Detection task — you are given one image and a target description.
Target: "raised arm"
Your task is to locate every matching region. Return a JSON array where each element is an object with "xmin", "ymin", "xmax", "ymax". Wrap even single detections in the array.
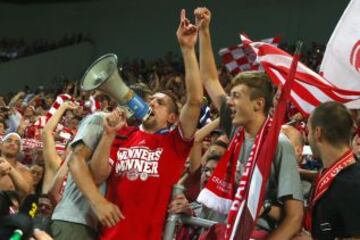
[
  {"xmin": 195, "ymin": 7, "xmax": 227, "ymax": 110},
  {"xmin": 176, "ymin": 9, "xmax": 203, "ymax": 140},
  {"xmin": 189, "ymin": 118, "xmax": 220, "ymax": 172},
  {"xmin": 194, "ymin": 118, "xmax": 220, "ymax": 143},
  {"xmin": 89, "ymin": 108, "xmax": 126, "ymax": 185},
  {"xmin": 47, "ymin": 161, "xmax": 68, "ymax": 203},
  {"xmin": 8, "ymin": 91, "xmax": 25, "ymax": 108},
  {"xmin": 42, "ymin": 101, "xmax": 77, "ymax": 193}
]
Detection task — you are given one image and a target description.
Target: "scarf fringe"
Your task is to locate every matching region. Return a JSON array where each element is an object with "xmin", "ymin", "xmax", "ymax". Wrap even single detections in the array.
[{"xmin": 197, "ymin": 188, "xmax": 233, "ymax": 214}]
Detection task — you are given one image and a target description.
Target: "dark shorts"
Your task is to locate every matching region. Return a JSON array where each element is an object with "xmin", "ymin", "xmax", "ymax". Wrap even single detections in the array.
[{"xmin": 51, "ymin": 220, "xmax": 97, "ymax": 240}]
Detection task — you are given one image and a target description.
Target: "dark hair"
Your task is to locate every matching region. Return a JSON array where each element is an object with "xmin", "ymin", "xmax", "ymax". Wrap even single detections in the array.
[
  {"xmin": 213, "ymin": 139, "xmax": 228, "ymax": 149},
  {"xmin": 310, "ymin": 102, "xmax": 354, "ymax": 146},
  {"xmin": 158, "ymin": 90, "xmax": 179, "ymax": 115},
  {"xmin": 231, "ymin": 71, "xmax": 275, "ymax": 115},
  {"xmin": 130, "ymin": 83, "xmax": 153, "ymax": 100}
]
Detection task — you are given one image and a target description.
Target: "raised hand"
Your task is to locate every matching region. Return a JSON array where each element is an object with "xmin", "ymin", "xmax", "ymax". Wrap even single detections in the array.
[
  {"xmin": 63, "ymin": 101, "xmax": 79, "ymax": 110},
  {"xmin": 194, "ymin": 7, "xmax": 211, "ymax": 31},
  {"xmin": 104, "ymin": 107, "xmax": 127, "ymax": 135},
  {"xmin": 176, "ymin": 9, "xmax": 198, "ymax": 50}
]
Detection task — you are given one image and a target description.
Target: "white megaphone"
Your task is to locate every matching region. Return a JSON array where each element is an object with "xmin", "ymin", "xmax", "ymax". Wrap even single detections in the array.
[{"xmin": 81, "ymin": 53, "xmax": 152, "ymax": 121}]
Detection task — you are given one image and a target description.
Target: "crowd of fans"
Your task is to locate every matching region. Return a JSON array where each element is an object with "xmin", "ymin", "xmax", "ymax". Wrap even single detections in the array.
[
  {"xmin": 0, "ymin": 33, "xmax": 92, "ymax": 63},
  {"xmin": 0, "ymin": 7, "xmax": 358, "ymax": 240}
]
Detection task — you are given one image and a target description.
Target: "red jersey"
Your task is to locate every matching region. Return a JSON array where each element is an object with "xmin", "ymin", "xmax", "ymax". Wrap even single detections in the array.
[{"xmin": 100, "ymin": 126, "xmax": 193, "ymax": 240}]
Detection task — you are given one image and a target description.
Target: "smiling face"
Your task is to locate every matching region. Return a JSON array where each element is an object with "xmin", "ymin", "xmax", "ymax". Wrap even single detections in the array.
[
  {"xmin": 142, "ymin": 92, "xmax": 177, "ymax": 132},
  {"xmin": 228, "ymin": 72, "xmax": 274, "ymax": 129},
  {"xmin": 227, "ymin": 84, "xmax": 258, "ymax": 127},
  {"xmin": 1, "ymin": 134, "xmax": 21, "ymax": 157}
]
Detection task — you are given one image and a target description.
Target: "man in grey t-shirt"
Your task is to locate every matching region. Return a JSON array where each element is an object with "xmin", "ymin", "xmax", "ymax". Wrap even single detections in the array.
[
  {"xmin": 51, "ymin": 112, "xmax": 120, "ymax": 240},
  {"xmin": 197, "ymin": 7, "xmax": 304, "ymax": 237},
  {"xmin": 235, "ymin": 133, "xmax": 303, "ymax": 232}
]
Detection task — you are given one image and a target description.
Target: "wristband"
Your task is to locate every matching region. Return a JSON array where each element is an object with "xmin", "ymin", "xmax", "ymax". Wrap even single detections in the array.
[{"xmin": 261, "ymin": 199, "xmax": 272, "ymax": 218}]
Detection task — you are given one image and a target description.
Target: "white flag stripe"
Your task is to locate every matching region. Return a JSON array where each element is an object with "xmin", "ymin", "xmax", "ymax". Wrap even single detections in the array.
[
  {"xmin": 259, "ymin": 54, "xmax": 332, "ymax": 86},
  {"xmin": 230, "ymin": 201, "xmax": 246, "ymax": 240},
  {"xmin": 269, "ymin": 68, "xmax": 316, "ymax": 114},
  {"xmin": 247, "ymin": 166, "xmax": 262, "ymax": 220},
  {"xmin": 297, "ymin": 80, "xmax": 344, "ymax": 103},
  {"xmin": 252, "ymin": 41, "xmax": 360, "ymax": 115}
]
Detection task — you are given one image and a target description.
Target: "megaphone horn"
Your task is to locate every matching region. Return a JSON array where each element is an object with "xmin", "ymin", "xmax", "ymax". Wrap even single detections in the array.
[{"xmin": 81, "ymin": 53, "xmax": 151, "ymax": 121}]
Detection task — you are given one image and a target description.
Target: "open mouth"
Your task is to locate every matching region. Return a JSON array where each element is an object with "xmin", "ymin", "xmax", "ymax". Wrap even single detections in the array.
[
  {"xmin": 148, "ymin": 112, "xmax": 155, "ymax": 118},
  {"xmin": 230, "ymin": 109, "xmax": 236, "ymax": 119}
]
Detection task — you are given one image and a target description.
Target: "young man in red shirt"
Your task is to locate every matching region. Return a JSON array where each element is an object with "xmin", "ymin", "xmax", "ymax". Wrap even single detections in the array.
[{"xmin": 72, "ymin": 9, "xmax": 203, "ymax": 240}]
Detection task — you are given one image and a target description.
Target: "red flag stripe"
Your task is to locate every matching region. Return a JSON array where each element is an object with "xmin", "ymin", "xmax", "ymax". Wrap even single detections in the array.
[{"xmin": 253, "ymin": 43, "xmax": 360, "ymax": 115}]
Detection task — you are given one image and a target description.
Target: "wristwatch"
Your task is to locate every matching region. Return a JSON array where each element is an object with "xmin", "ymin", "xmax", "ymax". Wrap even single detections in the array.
[{"xmin": 261, "ymin": 199, "xmax": 272, "ymax": 218}]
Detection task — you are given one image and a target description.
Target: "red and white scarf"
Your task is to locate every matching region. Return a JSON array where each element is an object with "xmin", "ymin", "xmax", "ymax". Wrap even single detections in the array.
[
  {"xmin": 196, "ymin": 128, "xmax": 244, "ymax": 214},
  {"xmin": 304, "ymin": 149, "xmax": 355, "ymax": 231},
  {"xmin": 225, "ymin": 118, "xmax": 274, "ymax": 240},
  {"xmin": 197, "ymin": 117, "xmax": 274, "ymax": 239},
  {"xmin": 33, "ymin": 94, "xmax": 74, "ymax": 129},
  {"xmin": 46, "ymin": 94, "xmax": 74, "ymax": 121}
]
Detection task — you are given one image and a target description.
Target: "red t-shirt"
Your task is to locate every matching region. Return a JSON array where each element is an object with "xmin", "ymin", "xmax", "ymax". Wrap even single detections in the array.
[{"xmin": 100, "ymin": 126, "xmax": 193, "ymax": 240}]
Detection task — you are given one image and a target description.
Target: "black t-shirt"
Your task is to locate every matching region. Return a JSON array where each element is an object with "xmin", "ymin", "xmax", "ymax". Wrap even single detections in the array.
[{"xmin": 312, "ymin": 161, "xmax": 360, "ymax": 239}]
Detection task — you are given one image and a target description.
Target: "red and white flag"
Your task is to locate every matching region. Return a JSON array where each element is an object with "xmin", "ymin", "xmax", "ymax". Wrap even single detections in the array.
[
  {"xmin": 248, "ymin": 40, "xmax": 360, "ymax": 116},
  {"xmin": 89, "ymin": 95, "xmax": 101, "ymax": 113},
  {"xmin": 219, "ymin": 34, "xmax": 280, "ymax": 75},
  {"xmin": 46, "ymin": 94, "xmax": 74, "ymax": 121},
  {"xmin": 320, "ymin": 0, "xmax": 360, "ymax": 108},
  {"xmin": 33, "ymin": 93, "xmax": 75, "ymax": 129}
]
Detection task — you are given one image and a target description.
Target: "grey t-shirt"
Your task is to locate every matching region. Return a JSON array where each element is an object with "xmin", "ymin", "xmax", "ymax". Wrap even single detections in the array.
[
  {"xmin": 236, "ymin": 134, "xmax": 304, "ymax": 230},
  {"xmin": 219, "ymin": 97, "xmax": 303, "ymax": 231},
  {"xmin": 52, "ymin": 112, "xmax": 106, "ymax": 230}
]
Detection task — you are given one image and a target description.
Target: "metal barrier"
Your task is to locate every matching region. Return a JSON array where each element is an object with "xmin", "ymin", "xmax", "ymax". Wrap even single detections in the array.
[{"xmin": 163, "ymin": 173, "xmax": 218, "ymax": 240}]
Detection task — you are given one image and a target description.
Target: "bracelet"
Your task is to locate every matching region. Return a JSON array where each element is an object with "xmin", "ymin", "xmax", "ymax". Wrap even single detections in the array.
[{"xmin": 261, "ymin": 200, "xmax": 272, "ymax": 218}]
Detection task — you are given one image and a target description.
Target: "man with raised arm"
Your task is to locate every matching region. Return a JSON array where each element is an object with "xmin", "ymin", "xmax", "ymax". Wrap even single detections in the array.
[
  {"xmin": 61, "ymin": 9, "xmax": 203, "ymax": 240},
  {"xmin": 42, "ymin": 101, "xmax": 78, "ymax": 195},
  {"xmin": 195, "ymin": 7, "xmax": 304, "ymax": 239},
  {"xmin": 50, "ymin": 107, "xmax": 122, "ymax": 240}
]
